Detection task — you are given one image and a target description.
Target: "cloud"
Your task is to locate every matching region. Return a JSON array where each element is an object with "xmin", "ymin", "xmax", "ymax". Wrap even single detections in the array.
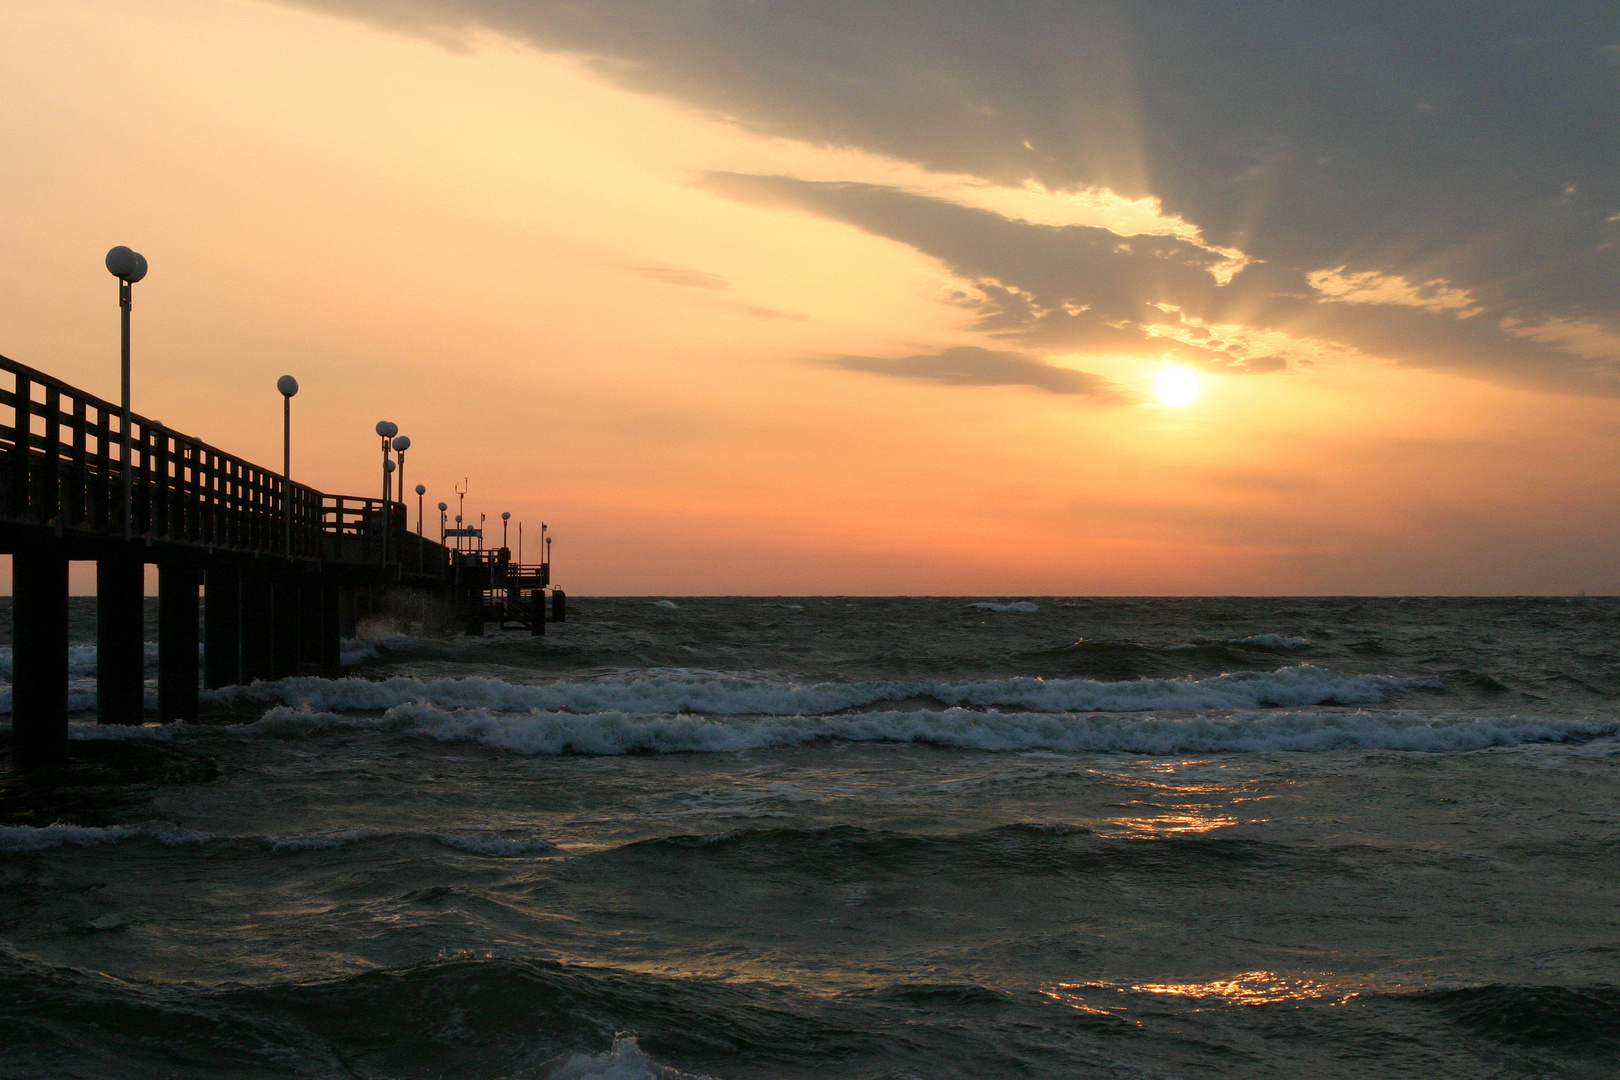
[
  {"xmin": 706, "ymin": 171, "xmax": 1620, "ymax": 394},
  {"xmin": 290, "ymin": 0, "xmax": 1620, "ymax": 392},
  {"xmin": 738, "ymin": 304, "xmax": 807, "ymax": 321},
  {"xmin": 637, "ymin": 266, "xmax": 726, "ymax": 289},
  {"xmin": 827, "ymin": 346, "xmax": 1119, "ymax": 398}
]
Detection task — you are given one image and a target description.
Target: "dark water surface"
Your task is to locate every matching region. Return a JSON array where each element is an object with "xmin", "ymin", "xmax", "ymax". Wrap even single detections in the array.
[{"xmin": 1, "ymin": 597, "xmax": 1617, "ymax": 1078}]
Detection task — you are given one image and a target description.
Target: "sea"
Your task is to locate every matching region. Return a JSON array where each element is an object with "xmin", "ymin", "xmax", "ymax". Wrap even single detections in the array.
[{"xmin": 1, "ymin": 595, "xmax": 1617, "ymax": 1079}]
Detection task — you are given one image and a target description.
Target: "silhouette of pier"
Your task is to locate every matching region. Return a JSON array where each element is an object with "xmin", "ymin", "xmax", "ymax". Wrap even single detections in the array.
[{"xmin": 0, "ymin": 352, "xmax": 561, "ymax": 768}]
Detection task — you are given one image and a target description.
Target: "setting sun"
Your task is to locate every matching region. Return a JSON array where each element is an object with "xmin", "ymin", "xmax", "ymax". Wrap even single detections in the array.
[{"xmin": 1154, "ymin": 366, "xmax": 1200, "ymax": 407}]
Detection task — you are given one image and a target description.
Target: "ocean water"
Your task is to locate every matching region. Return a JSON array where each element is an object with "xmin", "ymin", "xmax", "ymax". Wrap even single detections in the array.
[{"xmin": 1, "ymin": 595, "xmax": 1617, "ymax": 1079}]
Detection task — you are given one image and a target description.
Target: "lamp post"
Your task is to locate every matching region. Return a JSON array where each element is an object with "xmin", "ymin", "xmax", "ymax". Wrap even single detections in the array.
[
  {"xmin": 375, "ymin": 421, "xmax": 397, "ymax": 563},
  {"xmin": 438, "ymin": 501, "xmax": 447, "ymax": 543},
  {"xmin": 501, "ymin": 511, "xmax": 511, "ymax": 551},
  {"xmin": 277, "ymin": 375, "xmax": 298, "ymax": 555},
  {"xmin": 106, "ymin": 246, "xmax": 148, "ymax": 540},
  {"xmin": 415, "ymin": 484, "xmax": 425, "ymax": 536},
  {"xmin": 454, "ymin": 514, "xmax": 463, "ymax": 552},
  {"xmin": 392, "ymin": 434, "xmax": 410, "ymax": 514}
]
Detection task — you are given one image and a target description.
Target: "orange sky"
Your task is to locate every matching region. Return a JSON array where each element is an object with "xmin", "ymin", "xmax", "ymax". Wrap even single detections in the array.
[{"xmin": 4, "ymin": 0, "xmax": 1619, "ymax": 594}]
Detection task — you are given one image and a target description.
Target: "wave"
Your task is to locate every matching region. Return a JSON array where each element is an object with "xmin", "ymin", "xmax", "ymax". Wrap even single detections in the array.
[
  {"xmin": 1414, "ymin": 983, "xmax": 1620, "ymax": 1053},
  {"xmin": 186, "ymin": 703, "xmax": 1618, "ymax": 756},
  {"xmin": 604, "ymin": 824, "xmax": 1310, "ymax": 878},
  {"xmin": 0, "ymin": 822, "xmax": 557, "ymax": 857},
  {"xmin": 0, "ymin": 643, "xmax": 160, "ymax": 679},
  {"xmin": 550, "ymin": 1034, "xmax": 708, "ymax": 1080},
  {"xmin": 971, "ymin": 601, "xmax": 1039, "ymax": 612},
  {"xmin": 203, "ymin": 664, "xmax": 1434, "ymax": 718},
  {"xmin": 1228, "ymin": 634, "xmax": 1311, "ymax": 650}
]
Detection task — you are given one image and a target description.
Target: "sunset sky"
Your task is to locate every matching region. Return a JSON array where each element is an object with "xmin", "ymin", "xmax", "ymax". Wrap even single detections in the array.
[{"xmin": 3, "ymin": 1, "xmax": 1618, "ymax": 594}]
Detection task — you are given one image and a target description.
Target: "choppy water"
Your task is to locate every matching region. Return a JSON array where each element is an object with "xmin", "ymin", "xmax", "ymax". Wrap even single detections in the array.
[{"xmin": 1, "ymin": 596, "xmax": 1618, "ymax": 1079}]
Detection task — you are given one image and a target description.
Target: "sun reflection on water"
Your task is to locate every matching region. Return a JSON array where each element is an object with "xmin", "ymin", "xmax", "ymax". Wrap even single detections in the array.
[{"xmin": 1045, "ymin": 971, "xmax": 1358, "ymax": 1013}]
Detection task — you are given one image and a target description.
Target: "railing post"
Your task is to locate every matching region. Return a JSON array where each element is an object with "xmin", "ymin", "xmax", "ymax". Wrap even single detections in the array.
[
  {"xmin": 11, "ymin": 371, "xmax": 30, "ymax": 520},
  {"xmin": 42, "ymin": 385, "xmax": 60, "ymax": 525}
]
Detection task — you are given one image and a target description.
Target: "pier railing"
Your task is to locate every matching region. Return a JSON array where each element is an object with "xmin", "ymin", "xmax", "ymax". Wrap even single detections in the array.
[{"xmin": 0, "ymin": 353, "xmax": 440, "ymax": 569}]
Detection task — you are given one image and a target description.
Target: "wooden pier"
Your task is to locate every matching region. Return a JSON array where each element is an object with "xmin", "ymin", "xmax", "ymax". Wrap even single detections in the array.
[{"xmin": 0, "ymin": 352, "xmax": 560, "ymax": 768}]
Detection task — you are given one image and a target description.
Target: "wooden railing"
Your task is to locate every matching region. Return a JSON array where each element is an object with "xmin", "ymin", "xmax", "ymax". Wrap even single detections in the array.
[{"xmin": 0, "ymin": 353, "xmax": 447, "ymax": 570}]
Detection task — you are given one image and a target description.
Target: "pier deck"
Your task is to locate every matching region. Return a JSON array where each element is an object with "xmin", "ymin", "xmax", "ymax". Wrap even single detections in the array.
[{"xmin": 0, "ymin": 353, "xmax": 560, "ymax": 767}]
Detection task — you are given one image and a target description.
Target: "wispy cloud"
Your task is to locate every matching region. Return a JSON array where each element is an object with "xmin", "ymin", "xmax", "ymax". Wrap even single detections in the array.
[
  {"xmin": 827, "ymin": 346, "xmax": 1119, "ymax": 398},
  {"xmin": 637, "ymin": 266, "xmax": 726, "ymax": 289}
]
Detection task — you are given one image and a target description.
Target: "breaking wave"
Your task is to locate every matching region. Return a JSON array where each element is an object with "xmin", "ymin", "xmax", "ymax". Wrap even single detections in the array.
[
  {"xmin": 207, "ymin": 664, "xmax": 1435, "ymax": 717},
  {"xmin": 182, "ymin": 703, "xmax": 1620, "ymax": 756}
]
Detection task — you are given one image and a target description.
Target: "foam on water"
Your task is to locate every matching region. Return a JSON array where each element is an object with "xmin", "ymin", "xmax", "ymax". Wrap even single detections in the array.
[
  {"xmin": 1229, "ymin": 634, "xmax": 1311, "ymax": 650},
  {"xmin": 207, "ymin": 664, "xmax": 1434, "ymax": 718},
  {"xmin": 163, "ymin": 702, "xmax": 1620, "ymax": 756},
  {"xmin": 972, "ymin": 601, "xmax": 1039, "ymax": 612},
  {"xmin": 549, "ymin": 1034, "xmax": 701, "ymax": 1080}
]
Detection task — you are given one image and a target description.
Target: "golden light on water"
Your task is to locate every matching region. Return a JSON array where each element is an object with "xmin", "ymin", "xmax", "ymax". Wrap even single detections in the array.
[{"xmin": 1154, "ymin": 366, "xmax": 1200, "ymax": 406}]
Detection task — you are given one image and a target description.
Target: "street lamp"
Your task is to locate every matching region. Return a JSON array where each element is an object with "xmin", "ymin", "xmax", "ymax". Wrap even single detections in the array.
[
  {"xmin": 277, "ymin": 375, "xmax": 298, "ymax": 555},
  {"xmin": 106, "ymin": 246, "xmax": 148, "ymax": 540},
  {"xmin": 501, "ymin": 511, "xmax": 511, "ymax": 551},
  {"xmin": 375, "ymin": 420, "xmax": 397, "ymax": 563},
  {"xmin": 392, "ymin": 434, "xmax": 410, "ymax": 513},
  {"xmin": 415, "ymin": 484, "xmax": 426, "ymax": 536},
  {"xmin": 438, "ymin": 501, "xmax": 447, "ymax": 543}
]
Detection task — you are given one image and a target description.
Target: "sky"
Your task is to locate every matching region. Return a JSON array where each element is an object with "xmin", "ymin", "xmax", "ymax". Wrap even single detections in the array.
[{"xmin": 2, "ymin": 0, "xmax": 1618, "ymax": 594}]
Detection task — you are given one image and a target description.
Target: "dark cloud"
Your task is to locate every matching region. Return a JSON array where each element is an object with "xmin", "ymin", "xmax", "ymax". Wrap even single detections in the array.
[
  {"xmin": 291, "ymin": 0, "xmax": 1620, "ymax": 390},
  {"xmin": 637, "ymin": 266, "xmax": 726, "ymax": 289},
  {"xmin": 828, "ymin": 346, "xmax": 1119, "ymax": 398},
  {"xmin": 708, "ymin": 172, "xmax": 1616, "ymax": 392}
]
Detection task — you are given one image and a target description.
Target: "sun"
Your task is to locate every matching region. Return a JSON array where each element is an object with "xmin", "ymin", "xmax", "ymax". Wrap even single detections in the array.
[{"xmin": 1154, "ymin": 366, "xmax": 1200, "ymax": 406}]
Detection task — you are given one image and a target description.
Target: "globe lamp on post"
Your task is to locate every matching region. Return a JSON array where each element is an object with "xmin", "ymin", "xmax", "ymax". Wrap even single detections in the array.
[
  {"xmin": 277, "ymin": 375, "xmax": 298, "ymax": 555},
  {"xmin": 106, "ymin": 246, "xmax": 148, "ymax": 540}
]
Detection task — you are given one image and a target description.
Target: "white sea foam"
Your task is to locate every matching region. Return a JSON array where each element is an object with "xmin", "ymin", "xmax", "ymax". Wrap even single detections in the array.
[
  {"xmin": 206, "ymin": 664, "xmax": 1428, "ymax": 718},
  {"xmin": 0, "ymin": 822, "xmax": 209, "ymax": 853},
  {"xmin": 971, "ymin": 601, "xmax": 1039, "ymax": 612},
  {"xmin": 550, "ymin": 1034, "xmax": 700, "ymax": 1080},
  {"xmin": 231, "ymin": 702, "xmax": 1620, "ymax": 756},
  {"xmin": 1230, "ymin": 634, "xmax": 1312, "ymax": 650},
  {"xmin": 649, "ymin": 600, "xmax": 679, "ymax": 609}
]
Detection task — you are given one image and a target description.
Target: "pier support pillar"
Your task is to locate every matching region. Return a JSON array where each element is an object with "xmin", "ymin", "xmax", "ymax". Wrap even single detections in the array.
[
  {"xmin": 13, "ymin": 546, "xmax": 70, "ymax": 766},
  {"xmin": 157, "ymin": 561, "xmax": 200, "ymax": 723},
  {"xmin": 96, "ymin": 554, "xmax": 146, "ymax": 724},
  {"xmin": 297, "ymin": 580, "xmax": 323, "ymax": 670},
  {"xmin": 270, "ymin": 579, "xmax": 300, "ymax": 679},
  {"xmin": 552, "ymin": 589, "xmax": 566, "ymax": 623},
  {"xmin": 338, "ymin": 587, "xmax": 357, "ymax": 639},
  {"xmin": 203, "ymin": 562, "xmax": 241, "ymax": 689},
  {"xmin": 530, "ymin": 588, "xmax": 545, "ymax": 636},
  {"xmin": 320, "ymin": 583, "xmax": 342, "ymax": 667},
  {"xmin": 241, "ymin": 574, "xmax": 274, "ymax": 682}
]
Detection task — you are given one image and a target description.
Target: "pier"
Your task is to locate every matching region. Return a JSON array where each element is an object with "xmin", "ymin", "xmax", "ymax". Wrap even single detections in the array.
[{"xmin": 0, "ymin": 351, "xmax": 561, "ymax": 768}]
